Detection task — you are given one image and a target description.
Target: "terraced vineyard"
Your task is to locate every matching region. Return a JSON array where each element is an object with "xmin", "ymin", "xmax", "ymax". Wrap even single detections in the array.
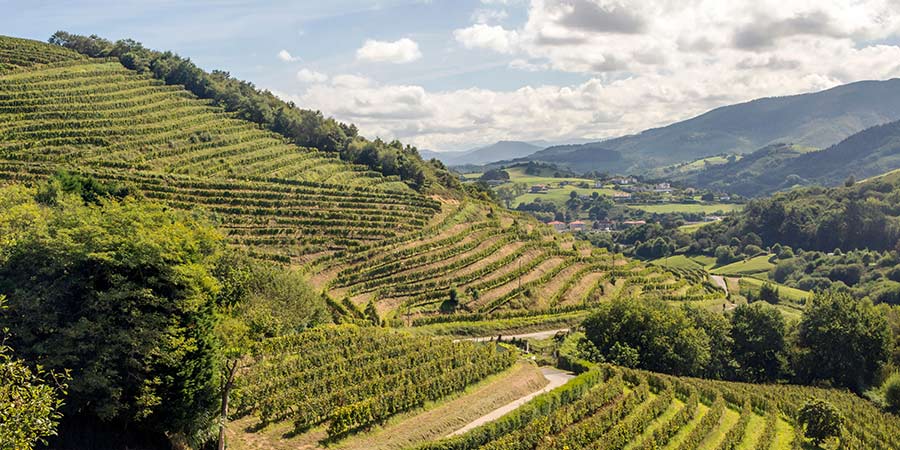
[
  {"xmin": 311, "ymin": 200, "xmax": 722, "ymax": 318},
  {"xmin": 234, "ymin": 325, "xmax": 515, "ymax": 438},
  {"xmin": 418, "ymin": 364, "xmax": 900, "ymax": 450},
  {"xmin": 0, "ymin": 35, "xmax": 722, "ymax": 315},
  {"xmin": 0, "ymin": 36, "xmax": 439, "ymax": 258}
]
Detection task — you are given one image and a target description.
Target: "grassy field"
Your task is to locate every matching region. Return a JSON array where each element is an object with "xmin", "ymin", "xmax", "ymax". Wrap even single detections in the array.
[
  {"xmin": 503, "ymin": 166, "xmax": 622, "ymax": 206},
  {"xmin": 650, "ymin": 254, "xmax": 706, "ymax": 270},
  {"xmin": 678, "ymin": 221, "xmax": 716, "ymax": 233},
  {"xmin": 712, "ymin": 255, "xmax": 775, "ymax": 276},
  {"xmin": 504, "ymin": 167, "xmax": 595, "ymax": 185},
  {"xmin": 513, "ymin": 185, "xmax": 620, "ymax": 206},
  {"xmin": 739, "ymin": 276, "xmax": 811, "ymax": 303},
  {"xmin": 630, "ymin": 203, "xmax": 743, "ymax": 214}
]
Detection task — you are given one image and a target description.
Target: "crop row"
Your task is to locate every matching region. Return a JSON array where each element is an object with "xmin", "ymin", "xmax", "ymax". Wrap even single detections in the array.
[{"xmin": 235, "ymin": 325, "xmax": 515, "ymax": 437}]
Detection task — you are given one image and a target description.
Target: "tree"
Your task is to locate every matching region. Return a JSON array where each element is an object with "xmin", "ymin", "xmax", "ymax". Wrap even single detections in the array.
[
  {"xmin": 583, "ymin": 298, "xmax": 711, "ymax": 376},
  {"xmin": 757, "ymin": 282, "xmax": 780, "ymax": 304},
  {"xmin": 730, "ymin": 303, "xmax": 786, "ymax": 382},
  {"xmin": 883, "ymin": 372, "xmax": 900, "ymax": 412},
  {"xmin": 214, "ymin": 317, "xmax": 251, "ymax": 450},
  {"xmin": 0, "ymin": 297, "xmax": 68, "ymax": 450},
  {"xmin": 798, "ymin": 399, "xmax": 843, "ymax": 447},
  {"xmin": 796, "ymin": 290, "xmax": 892, "ymax": 390},
  {"xmin": 0, "ymin": 186, "xmax": 224, "ymax": 441},
  {"xmin": 715, "ymin": 245, "xmax": 737, "ymax": 265},
  {"xmin": 365, "ymin": 300, "xmax": 382, "ymax": 326}
]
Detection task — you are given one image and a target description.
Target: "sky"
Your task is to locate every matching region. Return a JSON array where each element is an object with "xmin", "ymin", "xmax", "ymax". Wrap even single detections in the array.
[{"xmin": 4, "ymin": 1, "xmax": 900, "ymax": 152}]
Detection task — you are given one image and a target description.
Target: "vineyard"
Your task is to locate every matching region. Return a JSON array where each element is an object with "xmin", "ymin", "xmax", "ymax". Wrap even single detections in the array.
[
  {"xmin": 418, "ymin": 363, "xmax": 900, "ymax": 450},
  {"xmin": 233, "ymin": 325, "xmax": 515, "ymax": 438},
  {"xmin": 311, "ymin": 199, "xmax": 722, "ymax": 318},
  {"xmin": 0, "ymin": 36, "xmax": 440, "ymax": 258},
  {"xmin": 0, "ymin": 35, "xmax": 723, "ymax": 315}
]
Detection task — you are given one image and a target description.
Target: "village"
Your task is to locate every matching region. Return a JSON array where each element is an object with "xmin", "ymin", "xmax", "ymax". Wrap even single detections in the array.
[{"xmin": 465, "ymin": 166, "xmax": 742, "ymax": 234}]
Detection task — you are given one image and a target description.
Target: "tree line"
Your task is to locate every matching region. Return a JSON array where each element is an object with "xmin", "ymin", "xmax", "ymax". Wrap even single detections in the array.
[
  {"xmin": 47, "ymin": 31, "xmax": 460, "ymax": 194},
  {"xmin": 579, "ymin": 293, "xmax": 896, "ymax": 395}
]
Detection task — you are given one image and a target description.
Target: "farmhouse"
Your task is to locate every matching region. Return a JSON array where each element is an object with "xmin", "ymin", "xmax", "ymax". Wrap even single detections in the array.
[{"xmin": 530, "ymin": 184, "xmax": 549, "ymax": 193}]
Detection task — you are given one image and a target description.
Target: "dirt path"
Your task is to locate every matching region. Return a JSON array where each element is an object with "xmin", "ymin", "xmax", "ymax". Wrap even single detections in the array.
[
  {"xmin": 447, "ymin": 367, "xmax": 575, "ymax": 436},
  {"xmin": 457, "ymin": 328, "xmax": 571, "ymax": 343},
  {"xmin": 710, "ymin": 275, "xmax": 728, "ymax": 293}
]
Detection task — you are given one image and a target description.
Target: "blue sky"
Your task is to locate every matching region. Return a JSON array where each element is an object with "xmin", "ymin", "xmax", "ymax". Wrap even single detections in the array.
[{"xmin": 4, "ymin": 1, "xmax": 900, "ymax": 151}]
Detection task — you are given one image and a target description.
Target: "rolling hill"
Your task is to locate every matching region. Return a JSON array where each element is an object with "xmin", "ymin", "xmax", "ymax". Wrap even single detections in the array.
[
  {"xmin": 525, "ymin": 78, "xmax": 900, "ymax": 174},
  {"xmin": 422, "ymin": 141, "xmax": 543, "ymax": 166},
  {"xmin": 0, "ymin": 35, "xmax": 714, "ymax": 321},
  {"xmin": 5, "ymin": 34, "xmax": 897, "ymax": 450},
  {"xmin": 669, "ymin": 120, "xmax": 900, "ymax": 197}
]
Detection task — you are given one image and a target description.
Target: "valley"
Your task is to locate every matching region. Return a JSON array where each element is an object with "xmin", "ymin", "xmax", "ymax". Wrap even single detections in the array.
[{"xmin": 1, "ymin": 25, "xmax": 899, "ymax": 450}]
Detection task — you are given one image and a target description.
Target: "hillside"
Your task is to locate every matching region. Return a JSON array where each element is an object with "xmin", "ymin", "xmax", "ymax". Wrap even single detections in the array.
[
  {"xmin": 694, "ymin": 169, "xmax": 900, "ymax": 252},
  {"xmin": 419, "ymin": 363, "xmax": 900, "ymax": 450},
  {"xmin": 0, "ymin": 41, "xmax": 438, "ymax": 262},
  {"xmin": 0, "ymin": 35, "xmax": 718, "ymax": 321},
  {"xmin": 526, "ymin": 79, "xmax": 900, "ymax": 173},
  {"xmin": 5, "ymin": 34, "xmax": 898, "ymax": 450},
  {"xmin": 423, "ymin": 141, "xmax": 543, "ymax": 167},
  {"xmin": 673, "ymin": 120, "xmax": 900, "ymax": 196}
]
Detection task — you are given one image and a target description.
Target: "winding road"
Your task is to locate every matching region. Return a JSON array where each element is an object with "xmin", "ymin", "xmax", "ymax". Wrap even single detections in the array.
[
  {"xmin": 447, "ymin": 367, "xmax": 575, "ymax": 436},
  {"xmin": 456, "ymin": 328, "xmax": 571, "ymax": 343}
]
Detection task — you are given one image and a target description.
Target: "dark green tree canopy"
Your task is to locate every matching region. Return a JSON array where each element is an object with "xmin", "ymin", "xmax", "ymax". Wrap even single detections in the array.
[
  {"xmin": 0, "ymin": 185, "xmax": 224, "ymax": 438},
  {"xmin": 730, "ymin": 303, "xmax": 786, "ymax": 382},
  {"xmin": 797, "ymin": 290, "xmax": 892, "ymax": 390}
]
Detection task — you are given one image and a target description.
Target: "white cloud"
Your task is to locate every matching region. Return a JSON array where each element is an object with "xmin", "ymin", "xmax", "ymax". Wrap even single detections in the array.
[
  {"xmin": 277, "ymin": 49, "xmax": 301, "ymax": 62},
  {"xmin": 296, "ymin": 69, "xmax": 328, "ymax": 83},
  {"xmin": 356, "ymin": 38, "xmax": 423, "ymax": 63},
  {"xmin": 279, "ymin": 0, "xmax": 900, "ymax": 151},
  {"xmin": 454, "ymin": 24, "xmax": 520, "ymax": 53}
]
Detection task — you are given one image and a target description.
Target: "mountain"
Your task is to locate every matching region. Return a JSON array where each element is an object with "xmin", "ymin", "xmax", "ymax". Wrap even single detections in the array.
[
  {"xmin": 424, "ymin": 140, "xmax": 543, "ymax": 166},
  {"xmin": 527, "ymin": 78, "xmax": 900, "ymax": 173},
  {"xmin": 671, "ymin": 120, "xmax": 900, "ymax": 196}
]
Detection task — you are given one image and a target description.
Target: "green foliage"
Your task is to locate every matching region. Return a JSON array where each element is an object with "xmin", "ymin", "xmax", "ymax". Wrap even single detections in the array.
[
  {"xmin": 797, "ymin": 290, "xmax": 892, "ymax": 391},
  {"xmin": 730, "ymin": 303, "xmax": 786, "ymax": 382},
  {"xmin": 756, "ymin": 282, "xmax": 780, "ymax": 304},
  {"xmin": 583, "ymin": 297, "xmax": 712, "ymax": 377},
  {"xmin": 48, "ymin": 32, "xmax": 457, "ymax": 192},
  {"xmin": 0, "ymin": 185, "xmax": 224, "ymax": 438},
  {"xmin": 364, "ymin": 300, "xmax": 382, "ymax": 326},
  {"xmin": 0, "ymin": 344, "xmax": 67, "ymax": 450},
  {"xmin": 236, "ymin": 325, "xmax": 514, "ymax": 437},
  {"xmin": 35, "ymin": 171, "xmax": 135, "ymax": 206},
  {"xmin": 797, "ymin": 399, "xmax": 843, "ymax": 446},
  {"xmin": 0, "ymin": 297, "xmax": 69, "ymax": 450},
  {"xmin": 882, "ymin": 372, "xmax": 900, "ymax": 412}
]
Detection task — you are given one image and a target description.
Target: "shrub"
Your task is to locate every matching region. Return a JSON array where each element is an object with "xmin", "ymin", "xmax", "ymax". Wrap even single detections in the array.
[
  {"xmin": 884, "ymin": 372, "xmax": 900, "ymax": 412},
  {"xmin": 798, "ymin": 399, "xmax": 843, "ymax": 446}
]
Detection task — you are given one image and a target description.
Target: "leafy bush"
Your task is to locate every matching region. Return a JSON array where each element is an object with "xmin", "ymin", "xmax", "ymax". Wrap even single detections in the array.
[
  {"xmin": 884, "ymin": 372, "xmax": 900, "ymax": 412},
  {"xmin": 798, "ymin": 399, "xmax": 843, "ymax": 446}
]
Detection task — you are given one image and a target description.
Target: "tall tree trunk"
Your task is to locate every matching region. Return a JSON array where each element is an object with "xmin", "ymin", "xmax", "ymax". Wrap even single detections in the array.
[{"xmin": 218, "ymin": 361, "xmax": 238, "ymax": 450}]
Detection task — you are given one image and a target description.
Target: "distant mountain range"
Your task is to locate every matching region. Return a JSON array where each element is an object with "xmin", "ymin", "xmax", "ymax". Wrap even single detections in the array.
[
  {"xmin": 421, "ymin": 141, "xmax": 544, "ymax": 166},
  {"xmin": 668, "ymin": 119, "xmax": 900, "ymax": 196},
  {"xmin": 521, "ymin": 78, "xmax": 900, "ymax": 174}
]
